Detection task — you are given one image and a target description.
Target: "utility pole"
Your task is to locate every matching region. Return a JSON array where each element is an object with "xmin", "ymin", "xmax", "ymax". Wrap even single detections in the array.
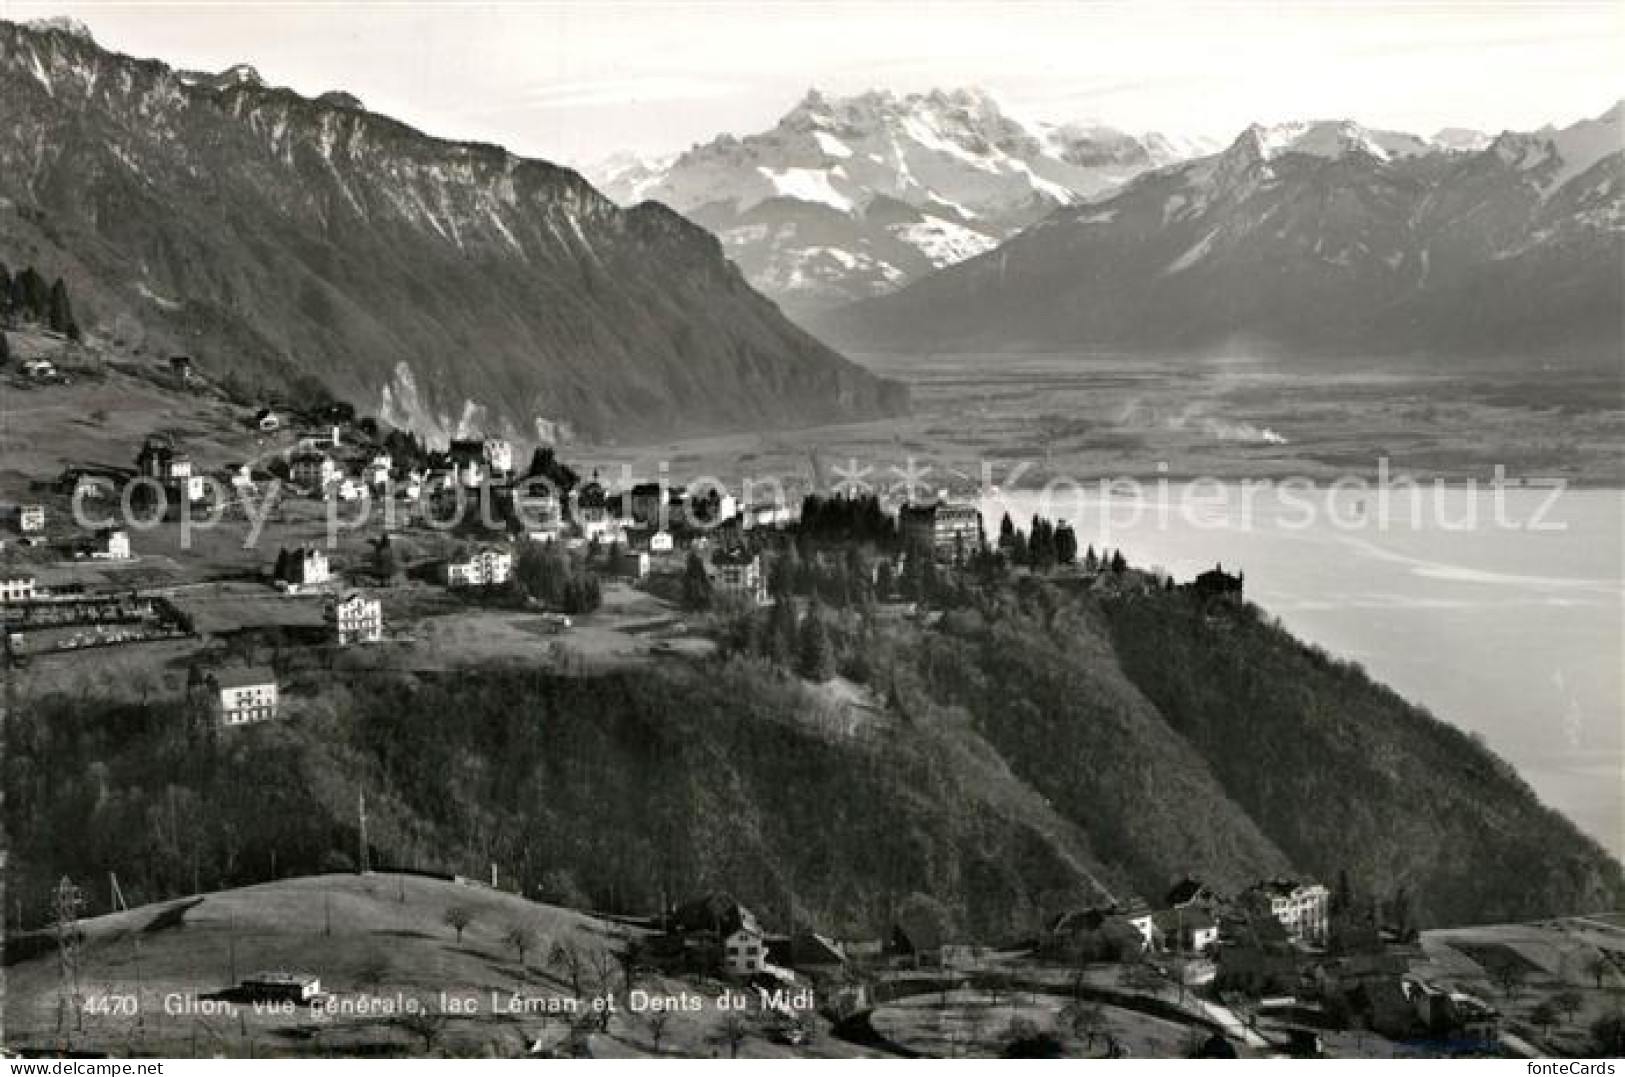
[
  {"xmin": 357, "ymin": 790, "xmax": 369, "ymax": 874},
  {"xmin": 133, "ymin": 935, "xmax": 146, "ymax": 1034},
  {"xmin": 52, "ymin": 876, "xmax": 85, "ymax": 1047}
]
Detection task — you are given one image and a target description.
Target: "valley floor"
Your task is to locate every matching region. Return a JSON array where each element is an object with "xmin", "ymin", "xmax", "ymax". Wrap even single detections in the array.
[{"xmin": 580, "ymin": 351, "xmax": 1625, "ymax": 493}]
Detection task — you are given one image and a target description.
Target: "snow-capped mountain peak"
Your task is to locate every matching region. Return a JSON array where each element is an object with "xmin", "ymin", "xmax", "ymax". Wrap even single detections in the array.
[
  {"xmin": 24, "ymin": 15, "xmax": 92, "ymax": 41},
  {"xmin": 176, "ymin": 62, "xmax": 266, "ymax": 92},
  {"xmin": 821, "ymin": 101, "xmax": 1623, "ymax": 366},
  {"xmin": 1432, "ymin": 127, "xmax": 1492, "ymax": 153},
  {"xmin": 588, "ymin": 87, "xmax": 1209, "ymax": 315},
  {"xmin": 1232, "ymin": 119, "xmax": 1432, "ymax": 163}
]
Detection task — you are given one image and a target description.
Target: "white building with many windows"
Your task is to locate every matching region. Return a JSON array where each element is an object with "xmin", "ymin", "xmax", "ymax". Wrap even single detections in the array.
[
  {"xmin": 712, "ymin": 548, "xmax": 767, "ymax": 604},
  {"xmin": 1251, "ymin": 879, "xmax": 1331, "ymax": 944},
  {"xmin": 483, "ymin": 438, "xmax": 514, "ymax": 477},
  {"xmin": 210, "ymin": 667, "xmax": 280, "ymax": 726},
  {"xmin": 327, "ymin": 592, "xmax": 383, "ymax": 645},
  {"xmin": 0, "ymin": 575, "xmax": 37, "ymax": 603},
  {"xmin": 443, "ymin": 547, "xmax": 513, "ymax": 589}
]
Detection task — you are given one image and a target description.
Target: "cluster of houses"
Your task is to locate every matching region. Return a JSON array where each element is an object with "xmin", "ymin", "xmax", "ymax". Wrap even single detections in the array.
[
  {"xmin": 136, "ymin": 435, "xmax": 207, "ymax": 503},
  {"xmin": 267, "ymin": 546, "xmax": 385, "ymax": 643},
  {"xmin": 284, "ymin": 435, "xmax": 514, "ymax": 505},
  {"xmin": 4, "ymin": 499, "xmax": 129, "ymax": 561},
  {"xmin": 184, "ymin": 589, "xmax": 383, "ymax": 729},
  {"xmin": 653, "ymin": 894, "xmax": 849, "ymax": 987},
  {"xmin": 1028, "ymin": 874, "xmax": 1499, "ymax": 1047},
  {"xmin": 1043, "ymin": 877, "xmax": 1332, "ymax": 967}
]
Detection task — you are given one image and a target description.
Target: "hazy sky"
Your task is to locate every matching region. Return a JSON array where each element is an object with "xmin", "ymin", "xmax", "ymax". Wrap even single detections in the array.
[{"xmin": 6, "ymin": 1, "xmax": 1622, "ymax": 165}]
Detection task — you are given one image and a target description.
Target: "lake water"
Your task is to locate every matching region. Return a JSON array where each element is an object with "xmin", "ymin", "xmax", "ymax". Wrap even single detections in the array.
[{"xmin": 981, "ymin": 483, "xmax": 1624, "ymax": 859}]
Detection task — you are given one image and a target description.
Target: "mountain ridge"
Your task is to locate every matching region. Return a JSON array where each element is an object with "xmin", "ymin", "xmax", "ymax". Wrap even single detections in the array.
[
  {"xmin": 815, "ymin": 101, "xmax": 1625, "ymax": 360},
  {"xmin": 0, "ymin": 19, "xmax": 906, "ymax": 445}
]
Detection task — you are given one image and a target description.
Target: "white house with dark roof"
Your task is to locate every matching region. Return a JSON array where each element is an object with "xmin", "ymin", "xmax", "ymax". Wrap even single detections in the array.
[
  {"xmin": 209, "ymin": 667, "xmax": 280, "ymax": 725},
  {"xmin": 91, "ymin": 527, "xmax": 132, "ymax": 560},
  {"xmin": 274, "ymin": 546, "xmax": 331, "ymax": 592},
  {"xmin": 723, "ymin": 924, "xmax": 769, "ymax": 977}
]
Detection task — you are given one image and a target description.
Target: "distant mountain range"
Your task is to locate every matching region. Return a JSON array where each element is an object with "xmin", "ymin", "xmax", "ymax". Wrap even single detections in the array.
[
  {"xmin": 589, "ymin": 88, "xmax": 1219, "ymax": 316},
  {"xmin": 0, "ymin": 19, "xmax": 905, "ymax": 444},
  {"xmin": 815, "ymin": 105, "xmax": 1624, "ymax": 361}
]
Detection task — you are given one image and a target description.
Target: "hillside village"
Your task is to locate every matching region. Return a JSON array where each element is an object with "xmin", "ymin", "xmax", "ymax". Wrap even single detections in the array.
[
  {"xmin": 0, "ymin": 313, "xmax": 1170, "ymax": 723},
  {"xmin": 4, "ymin": 319, "xmax": 1624, "ymax": 1060}
]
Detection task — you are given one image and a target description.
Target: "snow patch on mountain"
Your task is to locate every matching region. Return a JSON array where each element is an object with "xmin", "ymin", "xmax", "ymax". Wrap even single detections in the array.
[
  {"xmin": 758, "ymin": 166, "xmax": 855, "ymax": 212},
  {"xmin": 890, "ymin": 218, "xmax": 999, "ymax": 265},
  {"xmin": 135, "ymin": 282, "xmax": 180, "ymax": 311},
  {"xmin": 813, "ymin": 130, "xmax": 852, "ymax": 158},
  {"xmin": 1164, "ymin": 228, "xmax": 1221, "ymax": 275}
]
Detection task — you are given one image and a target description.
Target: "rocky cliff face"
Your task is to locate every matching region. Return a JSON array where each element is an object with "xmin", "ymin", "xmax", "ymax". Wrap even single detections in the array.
[
  {"xmin": 819, "ymin": 108, "xmax": 1624, "ymax": 362},
  {"xmin": 0, "ymin": 20, "xmax": 906, "ymax": 444}
]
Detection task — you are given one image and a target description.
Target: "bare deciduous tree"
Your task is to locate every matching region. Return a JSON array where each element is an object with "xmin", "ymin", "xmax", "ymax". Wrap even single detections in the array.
[
  {"xmin": 1552, "ymin": 989, "xmax": 1584, "ymax": 1026},
  {"xmin": 398, "ymin": 1005, "xmax": 449, "ymax": 1054},
  {"xmin": 443, "ymin": 905, "xmax": 474, "ymax": 944},
  {"xmin": 643, "ymin": 1009, "xmax": 672, "ymax": 1054},
  {"xmin": 506, "ymin": 923, "xmax": 539, "ymax": 967},
  {"xmin": 713, "ymin": 1011, "xmax": 751, "ymax": 1059}
]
